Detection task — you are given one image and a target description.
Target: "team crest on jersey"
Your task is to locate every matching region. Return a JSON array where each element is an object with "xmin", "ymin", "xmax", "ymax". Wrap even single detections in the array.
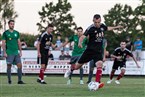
[
  {"xmin": 14, "ymin": 34, "xmax": 17, "ymax": 37},
  {"xmin": 46, "ymin": 38, "xmax": 48, "ymax": 40},
  {"xmin": 95, "ymin": 32, "xmax": 103, "ymax": 42},
  {"xmin": 9, "ymin": 38, "xmax": 11, "ymax": 40},
  {"xmin": 94, "ymin": 30, "xmax": 97, "ymax": 33},
  {"xmin": 49, "ymin": 38, "xmax": 52, "ymax": 41},
  {"xmin": 100, "ymin": 28, "xmax": 104, "ymax": 32}
]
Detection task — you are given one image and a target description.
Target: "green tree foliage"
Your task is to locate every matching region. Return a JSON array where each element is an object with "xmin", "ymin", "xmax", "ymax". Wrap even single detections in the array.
[
  {"xmin": 37, "ymin": 0, "xmax": 77, "ymax": 39},
  {"xmin": 0, "ymin": 0, "xmax": 18, "ymax": 31},
  {"xmin": 103, "ymin": 3, "xmax": 145, "ymax": 52},
  {"xmin": 134, "ymin": 0, "xmax": 145, "ymax": 37}
]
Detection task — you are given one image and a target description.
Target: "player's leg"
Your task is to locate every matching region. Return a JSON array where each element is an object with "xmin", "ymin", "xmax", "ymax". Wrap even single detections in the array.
[
  {"xmin": 64, "ymin": 62, "xmax": 83, "ymax": 78},
  {"xmin": 87, "ymin": 60, "xmax": 94, "ymax": 84},
  {"xmin": 95, "ymin": 60, "xmax": 105, "ymax": 89},
  {"xmin": 79, "ymin": 67, "xmax": 84, "ymax": 84},
  {"xmin": 64, "ymin": 50, "xmax": 92, "ymax": 78},
  {"xmin": 107, "ymin": 69, "xmax": 116, "ymax": 84},
  {"xmin": 66, "ymin": 56, "xmax": 78, "ymax": 84},
  {"xmin": 95, "ymin": 60, "xmax": 103, "ymax": 83},
  {"xmin": 107, "ymin": 62, "xmax": 118, "ymax": 84},
  {"xmin": 6, "ymin": 55, "xmax": 14, "ymax": 84},
  {"xmin": 15, "ymin": 54, "xmax": 25, "ymax": 84},
  {"xmin": 7, "ymin": 64, "xmax": 12, "ymax": 84},
  {"xmin": 67, "ymin": 64, "xmax": 75, "ymax": 85},
  {"xmin": 115, "ymin": 64, "xmax": 126, "ymax": 84},
  {"xmin": 37, "ymin": 54, "xmax": 48, "ymax": 84}
]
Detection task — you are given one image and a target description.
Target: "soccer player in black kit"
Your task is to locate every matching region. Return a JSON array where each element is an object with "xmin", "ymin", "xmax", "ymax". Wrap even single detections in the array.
[
  {"xmin": 37, "ymin": 24, "xmax": 55, "ymax": 84},
  {"xmin": 107, "ymin": 41, "xmax": 140, "ymax": 84},
  {"xmin": 64, "ymin": 14, "xmax": 123, "ymax": 89}
]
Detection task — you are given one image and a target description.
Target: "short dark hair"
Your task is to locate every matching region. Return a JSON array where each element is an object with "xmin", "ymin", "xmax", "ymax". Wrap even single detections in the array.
[
  {"xmin": 93, "ymin": 14, "xmax": 101, "ymax": 19},
  {"xmin": 8, "ymin": 20, "xmax": 15, "ymax": 24},
  {"xmin": 47, "ymin": 24, "xmax": 54, "ymax": 28},
  {"xmin": 61, "ymin": 50, "xmax": 64, "ymax": 52},
  {"xmin": 121, "ymin": 40, "xmax": 126, "ymax": 43},
  {"xmin": 77, "ymin": 27, "xmax": 83, "ymax": 31}
]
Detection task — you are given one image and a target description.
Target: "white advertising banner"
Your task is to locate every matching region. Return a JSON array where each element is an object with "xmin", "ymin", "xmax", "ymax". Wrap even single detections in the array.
[
  {"xmin": 0, "ymin": 60, "xmax": 17, "ymax": 73},
  {"xmin": 0, "ymin": 58, "xmax": 145, "ymax": 75},
  {"xmin": 22, "ymin": 58, "xmax": 89, "ymax": 74},
  {"xmin": 0, "ymin": 60, "xmax": 7, "ymax": 73}
]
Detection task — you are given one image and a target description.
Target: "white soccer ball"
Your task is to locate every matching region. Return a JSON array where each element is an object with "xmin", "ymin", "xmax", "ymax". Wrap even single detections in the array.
[{"xmin": 88, "ymin": 81, "xmax": 99, "ymax": 91}]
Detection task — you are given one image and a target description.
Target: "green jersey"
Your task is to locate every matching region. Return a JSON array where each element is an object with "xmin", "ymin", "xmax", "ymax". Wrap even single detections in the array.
[
  {"xmin": 69, "ymin": 35, "xmax": 87, "ymax": 56},
  {"xmin": 2, "ymin": 30, "xmax": 20, "ymax": 55}
]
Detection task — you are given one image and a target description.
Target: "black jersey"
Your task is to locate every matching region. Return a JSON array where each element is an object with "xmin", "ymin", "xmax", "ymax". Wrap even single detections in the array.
[
  {"xmin": 38, "ymin": 32, "xmax": 53, "ymax": 52},
  {"xmin": 113, "ymin": 47, "xmax": 133, "ymax": 63},
  {"xmin": 84, "ymin": 24, "xmax": 107, "ymax": 52}
]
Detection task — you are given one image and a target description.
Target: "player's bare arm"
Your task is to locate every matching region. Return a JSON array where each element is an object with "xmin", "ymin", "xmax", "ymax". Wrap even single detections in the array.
[
  {"xmin": 107, "ymin": 25, "xmax": 123, "ymax": 31},
  {"xmin": 56, "ymin": 40, "xmax": 69, "ymax": 50},
  {"xmin": 51, "ymin": 43, "xmax": 57, "ymax": 49},
  {"xmin": 132, "ymin": 56, "xmax": 140, "ymax": 68},
  {"xmin": 78, "ymin": 35, "xmax": 86, "ymax": 48},
  {"xmin": 37, "ymin": 41, "xmax": 41, "ymax": 57},
  {"xmin": 111, "ymin": 54, "xmax": 121, "ymax": 60},
  {"xmin": 18, "ymin": 39, "xmax": 22, "ymax": 57},
  {"xmin": 103, "ymin": 48, "xmax": 106, "ymax": 62},
  {"xmin": 2, "ymin": 40, "xmax": 7, "ymax": 57}
]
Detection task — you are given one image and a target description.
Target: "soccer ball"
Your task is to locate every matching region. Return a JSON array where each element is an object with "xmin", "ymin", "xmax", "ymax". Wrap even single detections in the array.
[{"xmin": 88, "ymin": 81, "xmax": 99, "ymax": 91}]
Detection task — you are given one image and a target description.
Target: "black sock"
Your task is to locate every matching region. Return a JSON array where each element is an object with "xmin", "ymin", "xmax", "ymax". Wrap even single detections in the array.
[
  {"xmin": 7, "ymin": 68, "xmax": 11, "ymax": 81},
  {"xmin": 80, "ymin": 68, "xmax": 83, "ymax": 80},
  {"xmin": 17, "ymin": 68, "xmax": 22, "ymax": 82}
]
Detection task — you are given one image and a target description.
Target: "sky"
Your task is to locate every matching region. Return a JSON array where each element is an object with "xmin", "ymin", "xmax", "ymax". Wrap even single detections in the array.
[{"xmin": 11, "ymin": 0, "xmax": 141, "ymax": 35}]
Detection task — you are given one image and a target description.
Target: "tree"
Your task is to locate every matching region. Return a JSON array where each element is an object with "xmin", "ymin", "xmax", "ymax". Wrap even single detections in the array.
[
  {"xmin": 134, "ymin": 0, "xmax": 145, "ymax": 34},
  {"xmin": 0, "ymin": 0, "xmax": 18, "ymax": 31},
  {"xmin": 37, "ymin": 0, "xmax": 77, "ymax": 38},
  {"xmin": 103, "ymin": 3, "xmax": 144, "ymax": 52}
]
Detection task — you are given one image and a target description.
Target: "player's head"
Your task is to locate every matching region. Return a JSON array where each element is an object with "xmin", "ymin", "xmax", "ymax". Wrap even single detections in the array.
[
  {"xmin": 93, "ymin": 14, "xmax": 101, "ymax": 28},
  {"xmin": 120, "ymin": 40, "xmax": 126, "ymax": 49},
  {"xmin": 76, "ymin": 27, "xmax": 83, "ymax": 37},
  {"xmin": 61, "ymin": 50, "xmax": 64, "ymax": 54},
  {"xmin": 8, "ymin": 20, "xmax": 15, "ymax": 30},
  {"xmin": 46, "ymin": 24, "xmax": 54, "ymax": 34}
]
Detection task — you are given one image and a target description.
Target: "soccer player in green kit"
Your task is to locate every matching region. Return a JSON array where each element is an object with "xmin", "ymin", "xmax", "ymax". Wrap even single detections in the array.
[
  {"xmin": 2, "ymin": 20, "xmax": 25, "ymax": 84},
  {"xmin": 58, "ymin": 27, "xmax": 87, "ymax": 85}
]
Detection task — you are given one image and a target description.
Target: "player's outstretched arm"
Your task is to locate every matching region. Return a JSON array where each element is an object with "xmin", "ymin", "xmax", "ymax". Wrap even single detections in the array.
[
  {"xmin": 107, "ymin": 25, "xmax": 123, "ymax": 31},
  {"xmin": 78, "ymin": 35, "xmax": 86, "ymax": 48},
  {"xmin": 51, "ymin": 43, "xmax": 57, "ymax": 49},
  {"xmin": 132, "ymin": 56, "xmax": 140, "ymax": 68},
  {"xmin": 37, "ymin": 41, "xmax": 41, "ymax": 57},
  {"xmin": 56, "ymin": 40, "xmax": 69, "ymax": 50}
]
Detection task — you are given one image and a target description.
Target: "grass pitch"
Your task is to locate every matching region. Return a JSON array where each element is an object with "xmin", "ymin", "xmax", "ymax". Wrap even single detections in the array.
[{"xmin": 0, "ymin": 75, "xmax": 144, "ymax": 97}]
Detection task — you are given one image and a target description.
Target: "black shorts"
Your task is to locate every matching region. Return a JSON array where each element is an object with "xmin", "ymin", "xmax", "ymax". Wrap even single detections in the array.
[
  {"xmin": 112, "ymin": 61, "xmax": 126, "ymax": 70},
  {"xmin": 78, "ymin": 49, "xmax": 103, "ymax": 64},
  {"xmin": 69, "ymin": 56, "xmax": 80, "ymax": 64},
  {"xmin": 37, "ymin": 53, "xmax": 48, "ymax": 66}
]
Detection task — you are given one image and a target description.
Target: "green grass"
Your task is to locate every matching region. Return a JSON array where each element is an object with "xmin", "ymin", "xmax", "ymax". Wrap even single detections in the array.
[{"xmin": 0, "ymin": 75, "xmax": 144, "ymax": 97}]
